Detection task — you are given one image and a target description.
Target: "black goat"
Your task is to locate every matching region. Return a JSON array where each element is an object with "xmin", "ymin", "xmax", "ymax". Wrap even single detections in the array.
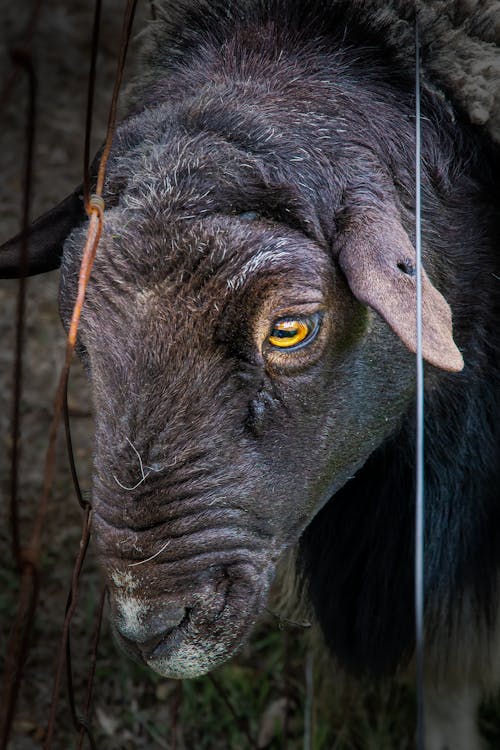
[{"xmin": 2, "ymin": 2, "xmax": 500, "ymax": 748}]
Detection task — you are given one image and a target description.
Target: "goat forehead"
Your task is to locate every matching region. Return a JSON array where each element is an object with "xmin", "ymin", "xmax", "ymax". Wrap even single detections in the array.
[
  {"xmin": 105, "ymin": 104, "xmax": 348, "ymax": 242},
  {"xmin": 118, "ymin": 239, "xmax": 321, "ymax": 338},
  {"xmin": 79, "ymin": 213, "xmax": 330, "ymax": 379},
  {"xmin": 111, "ymin": 129, "xmax": 271, "ymax": 223},
  {"xmin": 91, "ymin": 207, "xmax": 325, "ymax": 292}
]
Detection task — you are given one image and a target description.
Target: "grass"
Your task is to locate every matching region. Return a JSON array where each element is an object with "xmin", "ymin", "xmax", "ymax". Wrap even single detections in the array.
[
  {"xmin": 4, "ymin": 519, "xmax": 500, "ymax": 749},
  {"xmin": 60, "ymin": 578, "xmax": 415, "ymax": 750}
]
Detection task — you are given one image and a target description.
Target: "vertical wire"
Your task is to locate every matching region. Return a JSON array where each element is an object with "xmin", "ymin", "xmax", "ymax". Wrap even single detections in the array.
[
  {"xmin": 0, "ymin": 49, "xmax": 38, "ymax": 750},
  {"xmin": 414, "ymin": 17, "xmax": 425, "ymax": 750},
  {"xmin": 9, "ymin": 48, "xmax": 36, "ymax": 569},
  {"xmin": 83, "ymin": 0, "xmax": 102, "ymax": 211},
  {"xmin": 43, "ymin": 3, "xmax": 139, "ymax": 744},
  {"xmin": 303, "ymin": 651, "xmax": 314, "ymax": 750}
]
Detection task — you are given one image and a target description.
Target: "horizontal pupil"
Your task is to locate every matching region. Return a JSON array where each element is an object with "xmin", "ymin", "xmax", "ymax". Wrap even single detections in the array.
[
  {"xmin": 268, "ymin": 315, "xmax": 320, "ymax": 351},
  {"xmin": 273, "ymin": 327, "xmax": 299, "ymax": 338}
]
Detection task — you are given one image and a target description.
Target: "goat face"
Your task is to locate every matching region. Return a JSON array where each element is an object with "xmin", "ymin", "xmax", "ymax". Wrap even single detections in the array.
[{"xmin": 55, "ymin": 108, "xmax": 462, "ymax": 677}]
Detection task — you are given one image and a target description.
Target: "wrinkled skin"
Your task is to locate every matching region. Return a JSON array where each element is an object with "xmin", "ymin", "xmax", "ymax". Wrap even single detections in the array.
[
  {"xmin": 49, "ymin": 5, "xmax": 498, "ymax": 686},
  {"xmin": 61, "ymin": 204, "xmax": 416, "ymax": 676},
  {"xmin": 2, "ymin": 4, "xmax": 500, "ymax": 749}
]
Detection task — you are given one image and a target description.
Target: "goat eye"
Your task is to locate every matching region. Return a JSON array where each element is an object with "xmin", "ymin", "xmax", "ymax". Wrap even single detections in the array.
[{"xmin": 268, "ymin": 314, "xmax": 321, "ymax": 351}]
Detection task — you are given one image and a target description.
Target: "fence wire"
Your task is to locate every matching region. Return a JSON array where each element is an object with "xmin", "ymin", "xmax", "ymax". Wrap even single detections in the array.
[
  {"xmin": 1, "ymin": 8, "xmax": 41, "ymax": 745},
  {"xmin": 0, "ymin": 2, "xmax": 440, "ymax": 749},
  {"xmin": 0, "ymin": 3, "xmax": 274, "ymax": 748},
  {"xmin": 1, "ymin": 1, "xmax": 136, "ymax": 747}
]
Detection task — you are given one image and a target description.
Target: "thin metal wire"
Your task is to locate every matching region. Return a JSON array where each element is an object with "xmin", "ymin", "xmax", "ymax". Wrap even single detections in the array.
[
  {"xmin": 75, "ymin": 586, "xmax": 106, "ymax": 750},
  {"xmin": 414, "ymin": 17, "xmax": 425, "ymax": 750},
  {"xmin": 64, "ymin": 373, "xmax": 89, "ymax": 510},
  {"xmin": 83, "ymin": 0, "xmax": 102, "ymax": 211},
  {"xmin": 0, "ymin": 46, "xmax": 38, "ymax": 750},
  {"xmin": 43, "ymin": 1, "xmax": 139, "ymax": 744},
  {"xmin": 303, "ymin": 651, "xmax": 314, "ymax": 750},
  {"xmin": 9, "ymin": 47, "xmax": 36, "ymax": 569},
  {"xmin": 44, "ymin": 506, "xmax": 92, "ymax": 750},
  {"xmin": 66, "ymin": 595, "xmax": 99, "ymax": 750},
  {"xmin": 93, "ymin": 0, "xmax": 138, "ymax": 201}
]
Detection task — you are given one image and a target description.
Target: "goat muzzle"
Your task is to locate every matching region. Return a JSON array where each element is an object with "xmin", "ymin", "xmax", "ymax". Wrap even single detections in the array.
[{"xmin": 106, "ymin": 559, "xmax": 275, "ymax": 678}]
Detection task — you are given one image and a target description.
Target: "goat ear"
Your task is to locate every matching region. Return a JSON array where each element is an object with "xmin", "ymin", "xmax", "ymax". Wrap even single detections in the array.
[
  {"xmin": 0, "ymin": 187, "xmax": 85, "ymax": 278},
  {"xmin": 335, "ymin": 212, "xmax": 464, "ymax": 372}
]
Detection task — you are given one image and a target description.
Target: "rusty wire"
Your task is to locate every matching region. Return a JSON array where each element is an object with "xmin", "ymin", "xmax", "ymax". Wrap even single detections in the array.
[
  {"xmin": 0, "ymin": 13, "xmax": 39, "ymax": 748},
  {"xmin": 44, "ymin": 507, "xmax": 94, "ymax": 750},
  {"xmin": 43, "ymin": 1, "xmax": 139, "ymax": 746},
  {"xmin": 8, "ymin": 47, "xmax": 36, "ymax": 570},
  {"xmin": 0, "ymin": 0, "xmax": 137, "ymax": 747},
  {"xmin": 83, "ymin": 0, "xmax": 103, "ymax": 212},
  {"xmin": 64, "ymin": 374, "xmax": 88, "ymax": 511},
  {"xmin": 1, "ymin": 2, "xmax": 314, "ymax": 748},
  {"xmin": 75, "ymin": 586, "xmax": 106, "ymax": 750}
]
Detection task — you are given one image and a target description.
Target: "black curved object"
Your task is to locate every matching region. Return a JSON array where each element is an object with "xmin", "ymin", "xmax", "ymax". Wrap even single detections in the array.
[{"xmin": 0, "ymin": 187, "xmax": 86, "ymax": 279}]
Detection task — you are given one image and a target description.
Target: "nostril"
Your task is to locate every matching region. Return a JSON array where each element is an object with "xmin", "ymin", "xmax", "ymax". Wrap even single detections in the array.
[
  {"xmin": 133, "ymin": 606, "xmax": 188, "ymax": 657},
  {"xmin": 135, "ymin": 607, "xmax": 187, "ymax": 642},
  {"xmin": 112, "ymin": 601, "xmax": 188, "ymax": 646},
  {"xmin": 138, "ymin": 606, "xmax": 186, "ymax": 639}
]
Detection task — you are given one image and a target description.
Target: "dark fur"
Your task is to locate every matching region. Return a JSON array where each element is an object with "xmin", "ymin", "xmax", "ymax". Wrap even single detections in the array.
[{"xmin": 6, "ymin": 0, "xmax": 500, "ymax": 702}]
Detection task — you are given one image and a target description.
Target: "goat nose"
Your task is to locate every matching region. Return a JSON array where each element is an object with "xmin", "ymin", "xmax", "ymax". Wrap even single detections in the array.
[
  {"xmin": 114, "ymin": 603, "xmax": 187, "ymax": 651},
  {"xmin": 134, "ymin": 607, "xmax": 187, "ymax": 658},
  {"xmin": 138, "ymin": 607, "xmax": 185, "ymax": 638}
]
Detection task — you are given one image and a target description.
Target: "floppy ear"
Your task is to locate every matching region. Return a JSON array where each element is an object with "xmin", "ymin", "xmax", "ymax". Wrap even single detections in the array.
[
  {"xmin": 335, "ymin": 211, "xmax": 464, "ymax": 373},
  {"xmin": 0, "ymin": 187, "xmax": 86, "ymax": 278}
]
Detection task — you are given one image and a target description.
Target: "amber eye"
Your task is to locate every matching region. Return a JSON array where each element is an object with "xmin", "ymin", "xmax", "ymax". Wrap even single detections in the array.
[{"xmin": 268, "ymin": 314, "xmax": 321, "ymax": 351}]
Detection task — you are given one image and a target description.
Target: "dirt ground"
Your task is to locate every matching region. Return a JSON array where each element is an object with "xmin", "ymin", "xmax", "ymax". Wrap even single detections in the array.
[{"xmin": 1, "ymin": 2, "xmax": 500, "ymax": 750}]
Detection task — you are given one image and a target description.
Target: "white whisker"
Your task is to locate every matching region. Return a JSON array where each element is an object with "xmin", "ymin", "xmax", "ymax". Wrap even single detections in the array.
[
  {"xmin": 144, "ymin": 463, "xmax": 163, "ymax": 473},
  {"xmin": 113, "ymin": 438, "xmax": 164, "ymax": 490},
  {"xmin": 126, "ymin": 436, "xmax": 147, "ymax": 480},
  {"xmin": 113, "ymin": 472, "xmax": 151, "ymax": 491},
  {"xmin": 128, "ymin": 540, "xmax": 171, "ymax": 567}
]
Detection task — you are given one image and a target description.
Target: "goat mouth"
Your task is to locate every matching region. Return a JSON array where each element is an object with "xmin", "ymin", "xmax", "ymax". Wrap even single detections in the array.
[
  {"xmin": 153, "ymin": 593, "xmax": 264, "ymax": 678},
  {"xmin": 111, "ymin": 571, "xmax": 272, "ymax": 678},
  {"xmin": 138, "ymin": 608, "xmax": 192, "ymax": 660}
]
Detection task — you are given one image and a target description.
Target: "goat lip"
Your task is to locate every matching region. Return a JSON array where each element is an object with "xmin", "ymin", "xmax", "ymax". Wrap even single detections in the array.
[
  {"xmin": 141, "ymin": 584, "xmax": 270, "ymax": 678},
  {"xmin": 109, "ymin": 559, "xmax": 277, "ymax": 677},
  {"xmin": 137, "ymin": 610, "xmax": 191, "ymax": 660}
]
